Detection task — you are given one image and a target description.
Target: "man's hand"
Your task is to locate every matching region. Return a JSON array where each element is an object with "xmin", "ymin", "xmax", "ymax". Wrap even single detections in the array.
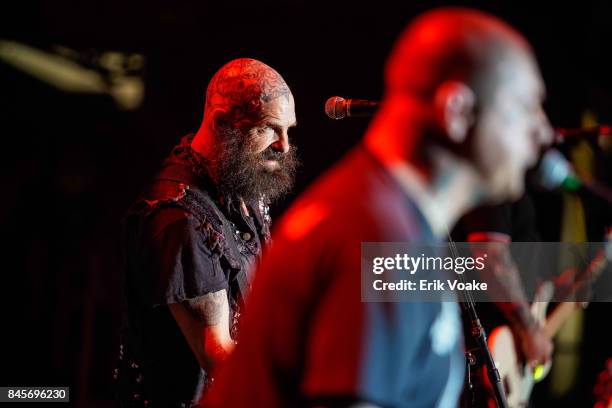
[
  {"xmin": 504, "ymin": 302, "xmax": 554, "ymax": 369},
  {"xmin": 515, "ymin": 324, "xmax": 553, "ymax": 368}
]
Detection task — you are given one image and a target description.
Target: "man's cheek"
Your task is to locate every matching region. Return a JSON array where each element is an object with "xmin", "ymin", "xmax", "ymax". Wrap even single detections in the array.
[
  {"xmin": 508, "ymin": 126, "xmax": 532, "ymax": 168},
  {"xmin": 479, "ymin": 131, "xmax": 503, "ymax": 174}
]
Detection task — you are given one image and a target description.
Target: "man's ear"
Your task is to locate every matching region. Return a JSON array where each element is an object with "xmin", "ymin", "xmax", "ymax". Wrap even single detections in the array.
[
  {"xmin": 208, "ymin": 107, "xmax": 229, "ymax": 133},
  {"xmin": 434, "ymin": 81, "xmax": 476, "ymax": 144}
]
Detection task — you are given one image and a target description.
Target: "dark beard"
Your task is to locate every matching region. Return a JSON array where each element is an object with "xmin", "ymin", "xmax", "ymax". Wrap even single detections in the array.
[{"xmin": 209, "ymin": 126, "xmax": 299, "ymax": 203}]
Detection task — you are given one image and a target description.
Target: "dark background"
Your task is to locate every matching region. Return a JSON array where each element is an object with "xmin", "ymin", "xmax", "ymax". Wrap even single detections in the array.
[{"xmin": 1, "ymin": 0, "xmax": 611, "ymax": 406}]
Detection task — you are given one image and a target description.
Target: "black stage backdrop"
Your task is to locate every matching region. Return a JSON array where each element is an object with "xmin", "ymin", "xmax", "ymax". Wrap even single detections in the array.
[{"xmin": 1, "ymin": 1, "xmax": 611, "ymax": 406}]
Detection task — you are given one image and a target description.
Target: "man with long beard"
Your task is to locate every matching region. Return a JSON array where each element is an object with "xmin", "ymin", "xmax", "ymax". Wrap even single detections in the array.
[{"xmin": 115, "ymin": 58, "xmax": 298, "ymax": 408}]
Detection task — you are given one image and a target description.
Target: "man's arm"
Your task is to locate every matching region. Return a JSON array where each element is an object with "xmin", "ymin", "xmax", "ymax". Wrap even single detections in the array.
[
  {"xmin": 472, "ymin": 241, "xmax": 553, "ymax": 367},
  {"xmin": 169, "ymin": 289, "xmax": 236, "ymax": 373}
]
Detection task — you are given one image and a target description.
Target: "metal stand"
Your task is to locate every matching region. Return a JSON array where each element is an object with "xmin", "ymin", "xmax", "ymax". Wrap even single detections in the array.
[
  {"xmin": 458, "ymin": 273, "xmax": 509, "ymax": 408},
  {"xmin": 447, "ymin": 237, "xmax": 509, "ymax": 408},
  {"xmin": 463, "ymin": 349, "xmax": 478, "ymax": 408}
]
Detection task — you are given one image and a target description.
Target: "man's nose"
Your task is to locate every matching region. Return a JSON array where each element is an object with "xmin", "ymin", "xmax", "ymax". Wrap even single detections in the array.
[
  {"xmin": 271, "ymin": 131, "xmax": 290, "ymax": 154},
  {"xmin": 536, "ymin": 110, "xmax": 554, "ymax": 148}
]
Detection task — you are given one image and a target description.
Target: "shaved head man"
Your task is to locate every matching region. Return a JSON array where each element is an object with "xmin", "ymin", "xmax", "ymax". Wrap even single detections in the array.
[
  {"xmin": 380, "ymin": 10, "xmax": 551, "ymax": 210},
  {"xmin": 194, "ymin": 58, "xmax": 298, "ymax": 202},
  {"xmin": 115, "ymin": 58, "xmax": 297, "ymax": 407},
  {"xmin": 204, "ymin": 8, "xmax": 551, "ymax": 408}
]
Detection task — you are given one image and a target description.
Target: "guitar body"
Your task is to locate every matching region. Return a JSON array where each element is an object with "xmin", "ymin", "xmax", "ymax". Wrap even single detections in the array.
[{"xmin": 488, "ymin": 325, "xmax": 551, "ymax": 407}]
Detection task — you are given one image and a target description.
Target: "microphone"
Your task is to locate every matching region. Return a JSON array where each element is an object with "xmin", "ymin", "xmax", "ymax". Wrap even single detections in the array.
[
  {"xmin": 538, "ymin": 149, "xmax": 581, "ymax": 191},
  {"xmin": 325, "ymin": 96, "xmax": 379, "ymax": 119},
  {"xmin": 537, "ymin": 149, "xmax": 612, "ymax": 204}
]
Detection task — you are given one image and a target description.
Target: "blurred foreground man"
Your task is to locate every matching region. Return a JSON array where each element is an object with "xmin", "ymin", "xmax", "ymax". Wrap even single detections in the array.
[
  {"xmin": 115, "ymin": 58, "xmax": 298, "ymax": 407},
  {"xmin": 205, "ymin": 8, "xmax": 552, "ymax": 408}
]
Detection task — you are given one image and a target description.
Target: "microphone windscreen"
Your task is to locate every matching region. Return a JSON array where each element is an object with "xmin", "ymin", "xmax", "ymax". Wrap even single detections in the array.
[
  {"xmin": 538, "ymin": 149, "xmax": 574, "ymax": 190},
  {"xmin": 325, "ymin": 96, "xmax": 346, "ymax": 119}
]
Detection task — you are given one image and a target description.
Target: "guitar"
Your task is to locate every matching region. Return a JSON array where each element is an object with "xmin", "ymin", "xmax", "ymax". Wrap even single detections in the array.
[{"xmin": 487, "ymin": 234, "xmax": 612, "ymax": 408}]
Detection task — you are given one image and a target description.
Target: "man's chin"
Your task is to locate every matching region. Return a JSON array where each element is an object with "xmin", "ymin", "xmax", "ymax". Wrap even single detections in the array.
[
  {"xmin": 483, "ymin": 175, "xmax": 524, "ymax": 205},
  {"xmin": 498, "ymin": 180, "xmax": 524, "ymax": 203}
]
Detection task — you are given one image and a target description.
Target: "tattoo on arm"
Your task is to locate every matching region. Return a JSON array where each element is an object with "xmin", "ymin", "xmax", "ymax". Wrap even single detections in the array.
[
  {"xmin": 169, "ymin": 289, "xmax": 233, "ymax": 370},
  {"xmin": 183, "ymin": 290, "xmax": 227, "ymax": 326},
  {"xmin": 505, "ymin": 302, "xmax": 538, "ymax": 331},
  {"xmin": 478, "ymin": 243, "xmax": 536, "ymax": 330}
]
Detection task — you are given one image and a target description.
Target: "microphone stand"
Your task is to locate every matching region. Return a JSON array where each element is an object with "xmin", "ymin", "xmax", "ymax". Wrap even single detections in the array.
[
  {"xmin": 458, "ymin": 275, "xmax": 509, "ymax": 408},
  {"xmin": 447, "ymin": 238, "xmax": 509, "ymax": 408}
]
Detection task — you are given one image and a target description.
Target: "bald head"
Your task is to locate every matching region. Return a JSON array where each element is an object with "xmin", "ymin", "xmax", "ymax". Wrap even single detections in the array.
[
  {"xmin": 205, "ymin": 58, "xmax": 292, "ymax": 129},
  {"xmin": 193, "ymin": 58, "xmax": 297, "ymax": 203},
  {"xmin": 368, "ymin": 8, "xmax": 552, "ymax": 204},
  {"xmin": 385, "ymin": 8, "xmax": 533, "ymax": 102}
]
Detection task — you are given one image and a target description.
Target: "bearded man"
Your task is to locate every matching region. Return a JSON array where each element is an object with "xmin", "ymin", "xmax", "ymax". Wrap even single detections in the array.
[{"xmin": 114, "ymin": 58, "xmax": 298, "ymax": 408}]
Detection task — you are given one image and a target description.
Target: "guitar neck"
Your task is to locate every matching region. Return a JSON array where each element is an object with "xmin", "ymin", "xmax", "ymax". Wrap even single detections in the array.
[
  {"xmin": 544, "ymin": 245, "xmax": 610, "ymax": 338},
  {"xmin": 544, "ymin": 302, "xmax": 581, "ymax": 338}
]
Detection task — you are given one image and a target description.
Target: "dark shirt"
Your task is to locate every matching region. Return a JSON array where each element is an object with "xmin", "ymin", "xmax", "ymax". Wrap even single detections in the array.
[
  {"xmin": 452, "ymin": 194, "xmax": 540, "ymax": 243},
  {"xmin": 452, "ymin": 194, "xmax": 542, "ymax": 324},
  {"xmin": 205, "ymin": 145, "xmax": 464, "ymax": 408},
  {"xmin": 115, "ymin": 135, "xmax": 270, "ymax": 407}
]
